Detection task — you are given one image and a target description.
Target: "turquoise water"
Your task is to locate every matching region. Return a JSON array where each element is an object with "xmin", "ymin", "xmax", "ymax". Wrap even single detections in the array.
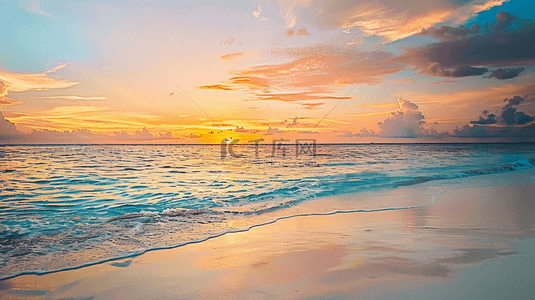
[{"xmin": 1, "ymin": 143, "xmax": 534, "ymax": 278}]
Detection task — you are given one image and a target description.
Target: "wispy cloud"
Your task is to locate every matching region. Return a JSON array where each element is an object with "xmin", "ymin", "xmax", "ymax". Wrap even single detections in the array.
[
  {"xmin": 220, "ymin": 52, "xmax": 246, "ymax": 62},
  {"xmin": 38, "ymin": 96, "xmax": 107, "ymax": 101},
  {"xmin": 201, "ymin": 46, "xmax": 405, "ymax": 109},
  {"xmin": 0, "ymin": 68, "xmax": 78, "ymax": 106},
  {"xmin": 252, "ymin": 5, "xmax": 270, "ymax": 21},
  {"xmin": 197, "ymin": 84, "xmax": 235, "ymax": 91},
  {"xmin": 357, "ymin": 103, "xmax": 399, "ymax": 109},
  {"xmin": 0, "ymin": 70, "xmax": 78, "ymax": 93},
  {"xmin": 220, "ymin": 37, "xmax": 236, "ymax": 46},
  {"xmin": 24, "ymin": 1, "xmax": 53, "ymax": 18},
  {"xmin": 43, "ymin": 63, "xmax": 68, "ymax": 74}
]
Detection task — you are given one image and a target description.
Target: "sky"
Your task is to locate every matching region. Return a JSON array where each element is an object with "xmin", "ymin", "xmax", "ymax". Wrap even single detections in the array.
[{"xmin": 1, "ymin": 0, "xmax": 535, "ymax": 144}]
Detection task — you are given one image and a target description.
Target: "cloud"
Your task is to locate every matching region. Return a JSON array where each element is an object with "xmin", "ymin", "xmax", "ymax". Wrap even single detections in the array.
[
  {"xmin": 114, "ymin": 128, "xmax": 155, "ymax": 140},
  {"xmin": 0, "ymin": 112, "xmax": 22, "ymax": 138},
  {"xmin": 265, "ymin": 127, "xmax": 285, "ymax": 134},
  {"xmin": 470, "ymin": 96, "xmax": 534, "ymax": 125},
  {"xmin": 400, "ymin": 11, "xmax": 535, "ymax": 78},
  {"xmin": 186, "ymin": 133, "xmax": 201, "ymax": 139},
  {"xmin": 1, "ymin": 66, "xmax": 71, "ymax": 106},
  {"xmin": 429, "ymin": 79, "xmax": 457, "ymax": 85},
  {"xmin": 489, "ymin": 67, "xmax": 525, "ymax": 80},
  {"xmin": 220, "ymin": 37, "xmax": 236, "ymax": 46},
  {"xmin": 470, "ymin": 111, "xmax": 497, "ymax": 124},
  {"xmin": 296, "ymin": 28, "xmax": 310, "ymax": 36},
  {"xmin": 301, "ymin": 102, "xmax": 325, "ymax": 109},
  {"xmin": 454, "ymin": 124, "xmax": 535, "ymax": 138},
  {"xmin": 252, "ymin": 5, "xmax": 262, "ymax": 18},
  {"xmin": 197, "ymin": 84, "xmax": 235, "ymax": 91},
  {"xmin": 43, "ymin": 63, "xmax": 68, "ymax": 74},
  {"xmin": 229, "ymin": 76, "xmax": 270, "ymax": 90},
  {"xmin": 0, "ymin": 81, "xmax": 20, "ymax": 106},
  {"xmin": 38, "ymin": 96, "xmax": 107, "ymax": 101},
  {"xmin": 358, "ymin": 103, "xmax": 399, "ymax": 109},
  {"xmin": 24, "ymin": 1, "xmax": 53, "ymax": 18},
  {"xmin": 237, "ymin": 49, "xmax": 405, "ymax": 87},
  {"xmin": 0, "ymin": 110, "xmax": 174, "ymax": 143},
  {"xmin": 288, "ymin": 0, "xmax": 506, "ymax": 42},
  {"xmin": 392, "ymin": 78, "xmax": 413, "ymax": 84},
  {"xmin": 0, "ymin": 98, "xmax": 19, "ymax": 105},
  {"xmin": 355, "ymin": 127, "xmax": 376, "ymax": 137},
  {"xmin": 341, "ymin": 127, "xmax": 377, "ymax": 137},
  {"xmin": 286, "ymin": 28, "xmax": 310, "ymax": 37},
  {"xmin": 203, "ymin": 43, "xmax": 414, "ymax": 109},
  {"xmin": 341, "ymin": 130, "xmax": 354, "ymax": 137},
  {"xmin": 457, "ymin": 95, "xmax": 535, "ymax": 138},
  {"xmin": 220, "ymin": 52, "xmax": 247, "ymax": 62},
  {"xmin": 252, "ymin": 5, "xmax": 270, "ymax": 21},
  {"xmin": 377, "ymin": 98, "xmax": 427, "ymax": 137},
  {"xmin": 0, "ymin": 70, "xmax": 79, "ymax": 94},
  {"xmin": 235, "ymin": 126, "xmax": 249, "ymax": 132},
  {"xmin": 298, "ymin": 130, "xmax": 318, "ymax": 134},
  {"xmin": 230, "ymin": 49, "xmax": 405, "ymax": 107},
  {"xmin": 346, "ymin": 39, "xmax": 361, "ymax": 46},
  {"xmin": 250, "ymin": 91, "xmax": 352, "ymax": 104},
  {"xmin": 420, "ymin": 24, "xmax": 481, "ymax": 40}
]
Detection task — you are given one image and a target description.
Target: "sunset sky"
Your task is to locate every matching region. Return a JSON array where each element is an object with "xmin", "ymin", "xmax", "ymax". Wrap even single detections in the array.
[{"xmin": 1, "ymin": 0, "xmax": 534, "ymax": 143}]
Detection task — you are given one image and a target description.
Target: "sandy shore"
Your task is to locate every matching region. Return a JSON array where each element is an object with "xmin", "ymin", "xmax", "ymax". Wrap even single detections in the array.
[{"xmin": 1, "ymin": 168, "xmax": 535, "ymax": 299}]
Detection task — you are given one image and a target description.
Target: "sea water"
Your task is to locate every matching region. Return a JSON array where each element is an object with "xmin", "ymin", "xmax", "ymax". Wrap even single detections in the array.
[{"xmin": 1, "ymin": 143, "xmax": 534, "ymax": 278}]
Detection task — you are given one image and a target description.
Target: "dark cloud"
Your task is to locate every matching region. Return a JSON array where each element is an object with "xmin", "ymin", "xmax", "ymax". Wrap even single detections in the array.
[
  {"xmin": 489, "ymin": 67, "xmax": 524, "ymax": 80},
  {"xmin": 443, "ymin": 66, "xmax": 488, "ymax": 78},
  {"xmin": 454, "ymin": 124, "xmax": 535, "ymax": 138},
  {"xmin": 460, "ymin": 95, "xmax": 535, "ymax": 138},
  {"xmin": 401, "ymin": 11, "xmax": 535, "ymax": 78},
  {"xmin": 420, "ymin": 24, "xmax": 480, "ymax": 40},
  {"xmin": 470, "ymin": 113, "xmax": 496, "ymax": 124},
  {"xmin": 470, "ymin": 96, "xmax": 534, "ymax": 125},
  {"xmin": 488, "ymin": 11, "xmax": 521, "ymax": 32},
  {"xmin": 0, "ymin": 111, "xmax": 22, "ymax": 139},
  {"xmin": 453, "ymin": 124, "xmax": 490, "ymax": 137},
  {"xmin": 501, "ymin": 108, "xmax": 533, "ymax": 125},
  {"xmin": 505, "ymin": 95, "xmax": 524, "ymax": 108}
]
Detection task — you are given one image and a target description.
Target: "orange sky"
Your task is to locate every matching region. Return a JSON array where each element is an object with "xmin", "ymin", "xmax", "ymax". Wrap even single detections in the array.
[{"xmin": 1, "ymin": 0, "xmax": 534, "ymax": 143}]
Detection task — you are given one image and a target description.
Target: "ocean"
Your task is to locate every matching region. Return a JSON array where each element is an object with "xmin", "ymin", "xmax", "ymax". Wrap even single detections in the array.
[{"xmin": 1, "ymin": 143, "xmax": 534, "ymax": 279}]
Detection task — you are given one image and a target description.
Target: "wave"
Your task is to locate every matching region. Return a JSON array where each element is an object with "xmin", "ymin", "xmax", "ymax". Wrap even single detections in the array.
[{"xmin": 0, "ymin": 190, "xmax": 445, "ymax": 281}]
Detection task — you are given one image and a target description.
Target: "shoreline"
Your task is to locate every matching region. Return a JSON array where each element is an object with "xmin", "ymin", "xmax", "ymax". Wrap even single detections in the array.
[
  {"xmin": 1, "ymin": 168, "xmax": 535, "ymax": 299},
  {"xmin": 2, "ymin": 158, "xmax": 533, "ymax": 281}
]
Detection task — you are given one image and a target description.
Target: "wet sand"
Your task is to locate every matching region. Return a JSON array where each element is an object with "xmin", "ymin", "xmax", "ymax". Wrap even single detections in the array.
[{"xmin": 1, "ymin": 168, "xmax": 535, "ymax": 299}]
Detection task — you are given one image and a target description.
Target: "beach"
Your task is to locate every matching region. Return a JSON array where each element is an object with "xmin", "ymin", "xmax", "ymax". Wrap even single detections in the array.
[
  {"xmin": 2, "ymin": 164, "xmax": 534, "ymax": 299},
  {"xmin": 2, "ymin": 0, "xmax": 535, "ymax": 297}
]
